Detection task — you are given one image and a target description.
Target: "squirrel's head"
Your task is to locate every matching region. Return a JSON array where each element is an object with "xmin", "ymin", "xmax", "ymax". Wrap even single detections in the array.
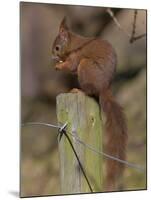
[{"xmin": 52, "ymin": 17, "xmax": 70, "ymax": 62}]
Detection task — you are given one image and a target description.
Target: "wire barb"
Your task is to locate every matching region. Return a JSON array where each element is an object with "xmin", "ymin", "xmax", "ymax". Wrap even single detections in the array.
[
  {"xmin": 22, "ymin": 121, "xmax": 93, "ymax": 192},
  {"xmin": 57, "ymin": 122, "xmax": 68, "ymax": 141}
]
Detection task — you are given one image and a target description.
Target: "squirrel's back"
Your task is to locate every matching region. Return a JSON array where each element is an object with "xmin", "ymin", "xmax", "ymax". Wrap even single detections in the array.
[
  {"xmin": 77, "ymin": 38, "xmax": 117, "ymax": 88},
  {"xmin": 80, "ymin": 39, "xmax": 117, "ymax": 67}
]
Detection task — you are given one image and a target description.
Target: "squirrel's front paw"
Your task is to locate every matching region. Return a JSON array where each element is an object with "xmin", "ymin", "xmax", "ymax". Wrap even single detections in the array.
[{"xmin": 55, "ymin": 61, "xmax": 64, "ymax": 70}]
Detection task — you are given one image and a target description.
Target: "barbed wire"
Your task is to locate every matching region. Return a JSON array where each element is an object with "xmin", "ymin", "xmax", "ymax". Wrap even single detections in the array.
[
  {"xmin": 22, "ymin": 122, "xmax": 60, "ymax": 129},
  {"xmin": 22, "ymin": 121, "xmax": 145, "ymax": 173},
  {"xmin": 22, "ymin": 121, "xmax": 93, "ymax": 192},
  {"xmin": 61, "ymin": 128, "xmax": 93, "ymax": 192},
  {"xmin": 69, "ymin": 131, "xmax": 145, "ymax": 172}
]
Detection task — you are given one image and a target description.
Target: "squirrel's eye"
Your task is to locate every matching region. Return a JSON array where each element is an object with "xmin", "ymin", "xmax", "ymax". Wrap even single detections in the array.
[{"xmin": 55, "ymin": 46, "xmax": 60, "ymax": 51}]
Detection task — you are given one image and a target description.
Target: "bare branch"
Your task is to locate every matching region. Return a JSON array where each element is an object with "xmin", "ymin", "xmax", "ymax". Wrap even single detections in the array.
[
  {"xmin": 106, "ymin": 8, "xmax": 131, "ymax": 38},
  {"xmin": 130, "ymin": 33, "xmax": 147, "ymax": 43},
  {"xmin": 106, "ymin": 8, "xmax": 146, "ymax": 44},
  {"xmin": 130, "ymin": 10, "xmax": 146, "ymax": 43},
  {"xmin": 130, "ymin": 10, "xmax": 138, "ymax": 42},
  {"xmin": 22, "ymin": 121, "xmax": 145, "ymax": 172}
]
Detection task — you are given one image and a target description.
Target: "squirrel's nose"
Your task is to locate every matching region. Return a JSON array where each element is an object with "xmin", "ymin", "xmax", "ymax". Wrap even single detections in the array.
[{"xmin": 51, "ymin": 54, "xmax": 60, "ymax": 62}]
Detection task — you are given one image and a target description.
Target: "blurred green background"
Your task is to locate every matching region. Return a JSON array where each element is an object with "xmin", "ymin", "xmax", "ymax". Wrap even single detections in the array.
[{"xmin": 20, "ymin": 2, "xmax": 147, "ymax": 197}]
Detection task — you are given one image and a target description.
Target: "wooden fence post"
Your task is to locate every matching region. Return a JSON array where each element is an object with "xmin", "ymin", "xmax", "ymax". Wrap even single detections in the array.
[{"xmin": 56, "ymin": 92, "xmax": 103, "ymax": 194}]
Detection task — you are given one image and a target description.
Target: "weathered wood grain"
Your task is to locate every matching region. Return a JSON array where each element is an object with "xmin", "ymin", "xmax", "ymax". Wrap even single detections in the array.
[{"xmin": 57, "ymin": 92, "xmax": 103, "ymax": 194}]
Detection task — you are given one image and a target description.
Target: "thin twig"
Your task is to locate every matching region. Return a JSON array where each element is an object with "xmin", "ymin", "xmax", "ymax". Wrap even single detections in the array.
[
  {"xmin": 107, "ymin": 8, "xmax": 146, "ymax": 43},
  {"xmin": 130, "ymin": 33, "xmax": 146, "ymax": 43},
  {"xmin": 106, "ymin": 8, "xmax": 131, "ymax": 38},
  {"xmin": 130, "ymin": 10, "xmax": 146, "ymax": 43},
  {"xmin": 130, "ymin": 10, "xmax": 138, "ymax": 43}
]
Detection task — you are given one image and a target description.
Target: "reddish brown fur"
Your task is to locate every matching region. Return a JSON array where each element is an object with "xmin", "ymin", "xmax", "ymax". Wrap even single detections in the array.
[
  {"xmin": 52, "ymin": 18, "xmax": 128, "ymax": 191},
  {"xmin": 100, "ymin": 89, "xmax": 127, "ymax": 190}
]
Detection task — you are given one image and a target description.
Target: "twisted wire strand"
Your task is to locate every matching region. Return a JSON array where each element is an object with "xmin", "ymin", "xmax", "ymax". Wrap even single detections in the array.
[{"xmin": 22, "ymin": 122, "xmax": 145, "ymax": 172}]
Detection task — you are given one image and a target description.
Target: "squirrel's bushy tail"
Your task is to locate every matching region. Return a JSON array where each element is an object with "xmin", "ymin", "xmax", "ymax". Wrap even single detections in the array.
[{"xmin": 99, "ymin": 88, "xmax": 127, "ymax": 190}]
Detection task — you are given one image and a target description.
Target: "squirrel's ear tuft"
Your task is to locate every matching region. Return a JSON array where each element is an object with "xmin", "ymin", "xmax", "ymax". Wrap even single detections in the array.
[
  {"xmin": 59, "ymin": 17, "xmax": 69, "ymax": 41},
  {"xmin": 59, "ymin": 17, "xmax": 68, "ymax": 32}
]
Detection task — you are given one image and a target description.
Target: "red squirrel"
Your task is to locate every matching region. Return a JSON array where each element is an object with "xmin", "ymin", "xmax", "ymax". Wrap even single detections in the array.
[{"xmin": 51, "ymin": 17, "xmax": 127, "ymax": 190}]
